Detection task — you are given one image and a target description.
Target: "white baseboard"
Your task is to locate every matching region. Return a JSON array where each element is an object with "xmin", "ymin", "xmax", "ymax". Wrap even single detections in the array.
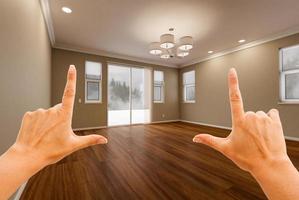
[
  {"xmin": 180, "ymin": 120, "xmax": 232, "ymax": 130},
  {"xmin": 14, "ymin": 181, "xmax": 27, "ymax": 200},
  {"xmin": 73, "ymin": 120, "xmax": 180, "ymax": 131},
  {"xmin": 179, "ymin": 119, "xmax": 299, "ymax": 142},
  {"xmin": 149, "ymin": 119, "xmax": 181, "ymax": 124},
  {"xmin": 73, "ymin": 126, "xmax": 107, "ymax": 131},
  {"xmin": 107, "ymin": 124, "xmax": 140, "ymax": 128},
  {"xmin": 284, "ymin": 136, "xmax": 299, "ymax": 142}
]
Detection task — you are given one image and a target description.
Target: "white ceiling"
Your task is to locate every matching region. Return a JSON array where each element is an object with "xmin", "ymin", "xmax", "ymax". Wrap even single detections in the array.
[{"xmin": 46, "ymin": 0, "xmax": 299, "ymax": 67}]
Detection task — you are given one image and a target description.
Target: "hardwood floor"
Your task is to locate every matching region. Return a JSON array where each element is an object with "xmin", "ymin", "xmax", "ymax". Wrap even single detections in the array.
[{"xmin": 20, "ymin": 122, "xmax": 299, "ymax": 200}]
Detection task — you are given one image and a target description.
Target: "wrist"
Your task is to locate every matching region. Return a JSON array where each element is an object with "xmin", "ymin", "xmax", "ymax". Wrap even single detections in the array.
[
  {"xmin": 250, "ymin": 156, "xmax": 294, "ymax": 180},
  {"xmin": 7, "ymin": 143, "xmax": 47, "ymax": 173},
  {"xmin": 0, "ymin": 144, "xmax": 47, "ymax": 199}
]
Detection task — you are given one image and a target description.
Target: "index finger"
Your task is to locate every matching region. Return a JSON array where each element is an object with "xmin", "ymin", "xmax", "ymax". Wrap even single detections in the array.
[
  {"xmin": 62, "ymin": 65, "xmax": 77, "ymax": 116},
  {"xmin": 228, "ymin": 68, "xmax": 244, "ymax": 123}
]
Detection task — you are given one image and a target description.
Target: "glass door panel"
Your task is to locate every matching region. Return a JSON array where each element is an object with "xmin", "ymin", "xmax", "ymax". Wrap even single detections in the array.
[
  {"xmin": 108, "ymin": 64, "xmax": 130, "ymax": 126},
  {"xmin": 131, "ymin": 68, "xmax": 151, "ymax": 124}
]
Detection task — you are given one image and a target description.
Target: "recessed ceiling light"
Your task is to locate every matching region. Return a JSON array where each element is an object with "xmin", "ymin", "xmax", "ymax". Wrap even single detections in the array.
[
  {"xmin": 208, "ymin": 51, "xmax": 213, "ymax": 54},
  {"xmin": 62, "ymin": 7, "xmax": 72, "ymax": 14},
  {"xmin": 238, "ymin": 39, "xmax": 246, "ymax": 43}
]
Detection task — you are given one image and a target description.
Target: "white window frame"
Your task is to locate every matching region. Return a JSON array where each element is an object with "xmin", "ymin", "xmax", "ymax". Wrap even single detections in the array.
[
  {"xmin": 183, "ymin": 70, "xmax": 196, "ymax": 103},
  {"xmin": 279, "ymin": 45, "xmax": 299, "ymax": 104},
  {"xmin": 85, "ymin": 61, "xmax": 102, "ymax": 104},
  {"xmin": 153, "ymin": 71, "xmax": 165, "ymax": 103}
]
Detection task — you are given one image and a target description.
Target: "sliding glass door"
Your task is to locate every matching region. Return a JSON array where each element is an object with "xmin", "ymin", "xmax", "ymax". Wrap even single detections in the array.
[{"xmin": 108, "ymin": 63, "xmax": 151, "ymax": 126}]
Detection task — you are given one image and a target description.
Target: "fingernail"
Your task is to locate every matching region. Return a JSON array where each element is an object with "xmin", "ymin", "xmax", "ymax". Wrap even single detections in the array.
[
  {"xmin": 229, "ymin": 68, "xmax": 236, "ymax": 75},
  {"xmin": 69, "ymin": 65, "xmax": 76, "ymax": 71},
  {"xmin": 98, "ymin": 138, "xmax": 108, "ymax": 144},
  {"xmin": 193, "ymin": 137, "xmax": 201, "ymax": 143}
]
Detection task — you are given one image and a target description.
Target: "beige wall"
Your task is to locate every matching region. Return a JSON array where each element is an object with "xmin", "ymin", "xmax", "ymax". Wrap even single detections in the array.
[
  {"xmin": 0, "ymin": 0, "xmax": 51, "ymax": 154},
  {"xmin": 180, "ymin": 33, "xmax": 299, "ymax": 138},
  {"xmin": 51, "ymin": 49, "xmax": 179, "ymax": 128}
]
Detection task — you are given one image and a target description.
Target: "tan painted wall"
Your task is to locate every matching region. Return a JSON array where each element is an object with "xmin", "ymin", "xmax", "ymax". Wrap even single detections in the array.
[
  {"xmin": 180, "ymin": 33, "xmax": 299, "ymax": 138},
  {"xmin": 51, "ymin": 49, "xmax": 179, "ymax": 128},
  {"xmin": 0, "ymin": 0, "xmax": 51, "ymax": 154}
]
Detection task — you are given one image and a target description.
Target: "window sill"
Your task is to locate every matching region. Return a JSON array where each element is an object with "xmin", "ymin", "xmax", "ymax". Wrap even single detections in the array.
[
  {"xmin": 85, "ymin": 101, "xmax": 102, "ymax": 104},
  {"xmin": 183, "ymin": 101, "xmax": 196, "ymax": 104},
  {"xmin": 278, "ymin": 101, "xmax": 299, "ymax": 105},
  {"xmin": 154, "ymin": 101, "xmax": 164, "ymax": 104}
]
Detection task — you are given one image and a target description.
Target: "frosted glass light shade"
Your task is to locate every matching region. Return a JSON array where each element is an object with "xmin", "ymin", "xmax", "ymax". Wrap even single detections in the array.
[
  {"xmin": 149, "ymin": 42, "xmax": 162, "ymax": 55},
  {"xmin": 179, "ymin": 36, "xmax": 193, "ymax": 51},
  {"xmin": 160, "ymin": 34, "xmax": 175, "ymax": 49},
  {"xmin": 160, "ymin": 52, "xmax": 170, "ymax": 59},
  {"xmin": 177, "ymin": 49, "xmax": 189, "ymax": 57},
  {"xmin": 62, "ymin": 7, "xmax": 72, "ymax": 14}
]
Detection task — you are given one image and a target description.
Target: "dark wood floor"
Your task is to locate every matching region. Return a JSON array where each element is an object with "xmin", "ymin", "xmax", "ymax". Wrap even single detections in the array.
[{"xmin": 20, "ymin": 122, "xmax": 299, "ymax": 200}]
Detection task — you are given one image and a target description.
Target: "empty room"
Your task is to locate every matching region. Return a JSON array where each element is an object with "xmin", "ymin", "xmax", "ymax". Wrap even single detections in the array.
[{"xmin": 1, "ymin": 0, "xmax": 299, "ymax": 199}]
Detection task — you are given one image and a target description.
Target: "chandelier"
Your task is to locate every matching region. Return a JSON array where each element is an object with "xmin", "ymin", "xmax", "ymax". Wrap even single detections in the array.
[{"xmin": 149, "ymin": 30, "xmax": 193, "ymax": 59}]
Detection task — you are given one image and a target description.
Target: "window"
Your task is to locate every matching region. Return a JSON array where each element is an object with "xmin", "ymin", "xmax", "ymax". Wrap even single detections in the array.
[
  {"xmin": 85, "ymin": 61, "xmax": 102, "ymax": 103},
  {"xmin": 183, "ymin": 70, "xmax": 195, "ymax": 103},
  {"xmin": 280, "ymin": 45, "xmax": 299, "ymax": 103},
  {"xmin": 154, "ymin": 71, "xmax": 164, "ymax": 103}
]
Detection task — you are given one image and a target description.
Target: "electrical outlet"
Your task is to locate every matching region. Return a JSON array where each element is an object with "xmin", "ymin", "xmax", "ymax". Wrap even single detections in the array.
[
  {"xmin": 162, "ymin": 114, "xmax": 165, "ymax": 118},
  {"xmin": 78, "ymin": 98, "xmax": 82, "ymax": 103}
]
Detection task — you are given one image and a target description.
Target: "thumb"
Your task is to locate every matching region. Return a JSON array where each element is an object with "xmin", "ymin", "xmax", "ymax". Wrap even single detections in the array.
[
  {"xmin": 193, "ymin": 134, "xmax": 226, "ymax": 153},
  {"xmin": 75, "ymin": 134, "xmax": 108, "ymax": 150}
]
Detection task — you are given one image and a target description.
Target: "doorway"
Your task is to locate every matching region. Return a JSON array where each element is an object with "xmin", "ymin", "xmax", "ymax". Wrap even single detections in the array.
[{"xmin": 108, "ymin": 63, "xmax": 151, "ymax": 126}]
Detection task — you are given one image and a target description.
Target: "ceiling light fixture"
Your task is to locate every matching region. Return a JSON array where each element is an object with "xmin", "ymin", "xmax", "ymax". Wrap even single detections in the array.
[
  {"xmin": 238, "ymin": 39, "xmax": 246, "ymax": 43},
  {"xmin": 149, "ymin": 30, "xmax": 194, "ymax": 59},
  {"xmin": 177, "ymin": 49, "xmax": 189, "ymax": 57},
  {"xmin": 160, "ymin": 52, "xmax": 171, "ymax": 59},
  {"xmin": 149, "ymin": 42, "xmax": 162, "ymax": 55},
  {"xmin": 208, "ymin": 50, "xmax": 214, "ymax": 54},
  {"xmin": 62, "ymin": 6, "xmax": 72, "ymax": 14},
  {"xmin": 160, "ymin": 34, "xmax": 175, "ymax": 49},
  {"xmin": 178, "ymin": 36, "xmax": 193, "ymax": 51}
]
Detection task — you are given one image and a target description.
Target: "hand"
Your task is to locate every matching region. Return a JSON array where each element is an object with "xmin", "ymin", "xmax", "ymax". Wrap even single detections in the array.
[
  {"xmin": 0, "ymin": 65, "xmax": 107, "ymax": 200},
  {"xmin": 12, "ymin": 65, "xmax": 107, "ymax": 168},
  {"xmin": 193, "ymin": 68, "xmax": 290, "ymax": 174}
]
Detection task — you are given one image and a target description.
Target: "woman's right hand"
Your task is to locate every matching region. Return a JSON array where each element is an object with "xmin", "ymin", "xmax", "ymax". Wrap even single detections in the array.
[
  {"xmin": 193, "ymin": 68, "xmax": 299, "ymax": 200},
  {"xmin": 193, "ymin": 68, "xmax": 290, "ymax": 173}
]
